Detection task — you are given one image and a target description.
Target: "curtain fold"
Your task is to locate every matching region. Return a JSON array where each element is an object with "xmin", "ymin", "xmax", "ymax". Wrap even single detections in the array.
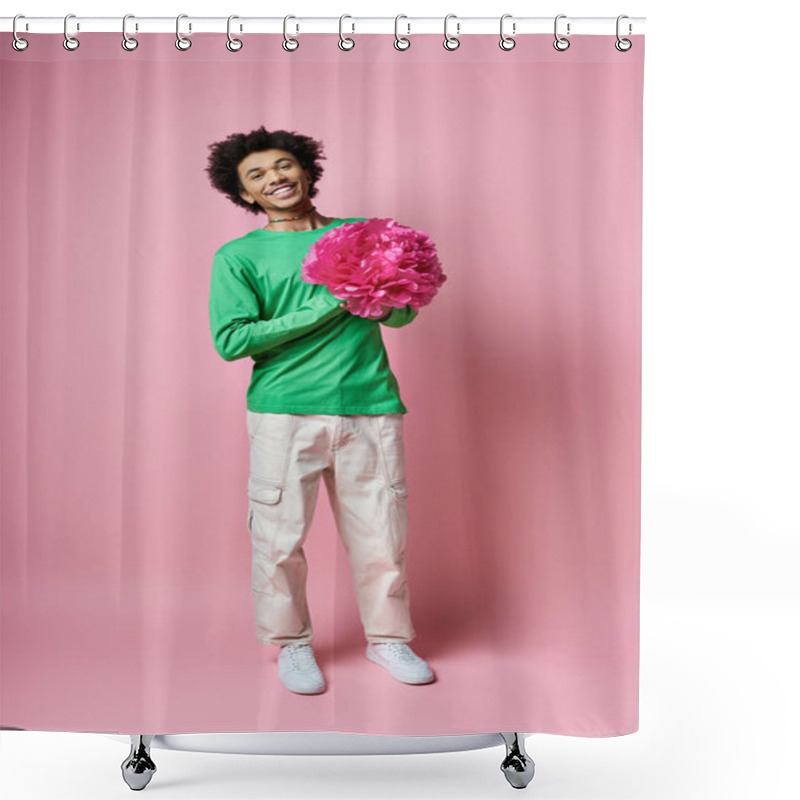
[{"xmin": 1, "ymin": 31, "xmax": 644, "ymax": 736}]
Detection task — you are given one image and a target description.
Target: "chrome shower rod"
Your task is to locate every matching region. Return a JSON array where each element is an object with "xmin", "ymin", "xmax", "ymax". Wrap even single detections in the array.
[{"xmin": 1, "ymin": 15, "xmax": 646, "ymax": 35}]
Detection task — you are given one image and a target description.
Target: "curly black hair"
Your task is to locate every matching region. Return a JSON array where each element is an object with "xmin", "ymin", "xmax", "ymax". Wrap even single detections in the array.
[{"xmin": 205, "ymin": 127, "xmax": 326, "ymax": 216}]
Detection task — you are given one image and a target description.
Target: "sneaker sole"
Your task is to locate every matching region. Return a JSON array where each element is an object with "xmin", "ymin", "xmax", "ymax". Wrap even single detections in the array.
[
  {"xmin": 278, "ymin": 674, "xmax": 326, "ymax": 695},
  {"xmin": 280, "ymin": 682, "xmax": 326, "ymax": 695}
]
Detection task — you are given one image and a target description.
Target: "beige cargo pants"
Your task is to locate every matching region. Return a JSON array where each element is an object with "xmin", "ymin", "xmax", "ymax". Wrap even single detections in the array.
[{"xmin": 246, "ymin": 411, "xmax": 416, "ymax": 647}]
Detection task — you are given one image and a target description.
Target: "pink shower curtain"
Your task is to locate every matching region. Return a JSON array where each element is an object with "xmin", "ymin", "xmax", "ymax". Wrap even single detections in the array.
[{"xmin": 1, "ymin": 31, "xmax": 644, "ymax": 736}]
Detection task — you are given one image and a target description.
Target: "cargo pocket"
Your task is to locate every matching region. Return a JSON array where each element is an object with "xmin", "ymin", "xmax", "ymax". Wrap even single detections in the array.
[
  {"xmin": 387, "ymin": 478, "xmax": 409, "ymax": 555},
  {"xmin": 375, "ymin": 414, "xmax": 407, "ymax": 488},
  {"xmin": 248, "ymin": 476, "xmax": 283, "ymax": 505},
  {"xmin": 247, "ymin": 476, "xmax": 284, "ymax": 541}
]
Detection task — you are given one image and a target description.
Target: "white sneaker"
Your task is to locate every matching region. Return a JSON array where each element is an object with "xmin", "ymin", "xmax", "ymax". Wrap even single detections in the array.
[
  {"xmin": 366, "ymin": 643, "xmax": 435, "ymax": 684},
  {"xmin": 278, "ymin": 644, "xmax": 326, "ymax": 694}
]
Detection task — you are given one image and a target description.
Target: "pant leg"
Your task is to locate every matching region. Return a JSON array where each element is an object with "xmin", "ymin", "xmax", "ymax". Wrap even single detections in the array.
[
  {"xmin": 246, "ymin": 411, "xmax": 328, "ymax": 647},
  {"xmin": 323, "ymin": 413, "xmax": 416, "ymax": 644}
]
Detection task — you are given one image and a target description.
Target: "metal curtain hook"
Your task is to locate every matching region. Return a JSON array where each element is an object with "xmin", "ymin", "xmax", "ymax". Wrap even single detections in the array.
[
  {"xmin": 339, "ymin": 14, "xmax": 355, "ymax": 50},
  {"xmin": 63, "ymin": 13, "xmax": 80, "ymax": 51},
  {"xmin": 443, "ymin": 13, "xmax": 460, "ymax": 51},
  {"xmin": 122, "ymin": 14, "xmax": 138, "ymax": 51},
  {"xmin": 227, "ymin": 15, "xmax": 243, "ymax": 51},
  {"xmin": 12, "ymin": 14, "xmax": 29, "ymax": 51},
  {"xmin": 176, "ymin": 13, "xmax": 192, "ymax": 50},
  {"xmin": 499, "ymin": 14, "xmax": 516, "ymax": 50},
  {"xmin": 553, "ymin": 14, "xmax": 570, "ymax": 51},
  {"xmin": 394, "ymin": 14, "xmax": 410, "ymax": 50},
  {"xmin": 283, "ymin": 15, "xmax": 299, "ymax": 51},
  {"xmin": 615, "ymin": 14, "xmax": 632, "ymax": 51}
]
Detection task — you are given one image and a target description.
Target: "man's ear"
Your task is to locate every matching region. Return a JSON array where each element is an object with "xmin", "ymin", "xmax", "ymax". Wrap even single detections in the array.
[{"xmin": 239, "ymin": 190, "xmax": 255, "ymax": 205}]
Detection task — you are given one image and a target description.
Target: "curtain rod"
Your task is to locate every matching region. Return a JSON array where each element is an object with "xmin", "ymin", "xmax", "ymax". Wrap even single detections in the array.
[{"xmin": 1, "ymin": 16, "xmax": 646, "ymax": 36}]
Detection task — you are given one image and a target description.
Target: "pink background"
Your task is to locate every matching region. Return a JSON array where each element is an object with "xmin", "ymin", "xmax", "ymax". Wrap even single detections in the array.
[{"xmin": 0, "ymin": 32, "xmax": 643, "ymax": 736}]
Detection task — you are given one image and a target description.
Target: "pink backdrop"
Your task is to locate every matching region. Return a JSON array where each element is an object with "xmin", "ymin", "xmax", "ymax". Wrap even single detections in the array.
[{"xmin": 0, "ymin": 32, "xmax": 643, "ymax": 736}]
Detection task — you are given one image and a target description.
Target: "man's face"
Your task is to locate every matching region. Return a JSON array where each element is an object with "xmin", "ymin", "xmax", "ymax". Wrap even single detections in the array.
[{"xmin": 237, "ymin": 149, "xmax": 312, "ymax": 214}]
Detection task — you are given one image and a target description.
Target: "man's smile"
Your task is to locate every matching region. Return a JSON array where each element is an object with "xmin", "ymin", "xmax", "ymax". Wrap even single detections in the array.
[{"xmin": 269, "ymin": 183, "xmax": 297, "ymax": 197}]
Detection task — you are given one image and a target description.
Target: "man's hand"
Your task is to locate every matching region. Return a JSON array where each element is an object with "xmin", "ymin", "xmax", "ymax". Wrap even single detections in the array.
[
  {"xmin": 366, "ymin": 305, "xmax": 393, "ymax": 320},
  {"xmin": 339, "ymin": 301, "xmax": 392, "ymax": 320}
]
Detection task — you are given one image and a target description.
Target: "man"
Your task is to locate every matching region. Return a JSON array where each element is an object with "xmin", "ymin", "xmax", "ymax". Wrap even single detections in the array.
[{"xmin": 205, "ymin": 127, "xmax": 434, "ymax": 694}]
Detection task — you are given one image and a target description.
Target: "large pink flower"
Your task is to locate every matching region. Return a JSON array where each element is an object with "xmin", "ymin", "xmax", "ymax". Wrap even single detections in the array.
[{"xmin": 301, "ymin": 218, "xmax": 446, "ymax": 318}]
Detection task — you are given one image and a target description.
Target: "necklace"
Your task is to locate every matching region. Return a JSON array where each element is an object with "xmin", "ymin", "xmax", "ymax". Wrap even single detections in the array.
[{"xmin": 268, "ymin": 206, "xmax": 316, "ymax": 224}]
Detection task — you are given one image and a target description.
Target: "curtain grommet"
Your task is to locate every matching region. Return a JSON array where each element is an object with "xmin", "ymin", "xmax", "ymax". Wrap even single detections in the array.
[
  {"xmin": 338, "ymin": 14, "xmax": 355, "ymax": 51},
  {"xmin": 553, "ymin": 14, "xmax": 570, "ymax": 51},
  {"xmin": 394, "ymin": 15, "xmax": 410, "ymax": 51},
  {"xmin": 283, "ymin": 15, "xmax": 299, "ymax": 51},
  {"xmin": 121, "ymin": 14, "xmax": 138, "ymax": 51},
  {"xmin": 63, "ymin": 13, "xmax": 80, "ymax": 51},
  {"xmin": 615, "ymin": 15, "xmax": 633, "ymax": 51},
  {"xmin": 226, "ymin": 15, "xmax": 243, "ymax": 51},
  {"xmin": 499, "ymin": 14, "xmax": 516, "ymax": 50},
  {"xmin": 12, "ymin": 14, "xmax": 29, "ymax": 51},
  {"xmin": 443, "ymin": 14, "xmax": 460, "ymax": 51},
  {"xmin": 175, "ymin": 14, "xmax": 192, "ymax": 51}
]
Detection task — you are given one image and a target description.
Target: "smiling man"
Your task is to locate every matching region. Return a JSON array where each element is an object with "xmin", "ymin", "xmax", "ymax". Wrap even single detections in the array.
[{"xmin": 205, "ymin": 127, "xmax": 434, "ymax": 695}]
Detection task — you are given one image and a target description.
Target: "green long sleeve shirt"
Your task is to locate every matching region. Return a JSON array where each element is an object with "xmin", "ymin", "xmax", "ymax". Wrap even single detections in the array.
[{"xmin": 209, "ymin": 217, "xmax": 418, "ymax": 414}]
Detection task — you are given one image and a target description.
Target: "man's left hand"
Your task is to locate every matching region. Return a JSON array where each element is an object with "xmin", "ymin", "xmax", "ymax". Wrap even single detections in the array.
[{"xmin": 340, "ymin": 301, "xmax": 392, "ymax": 320}]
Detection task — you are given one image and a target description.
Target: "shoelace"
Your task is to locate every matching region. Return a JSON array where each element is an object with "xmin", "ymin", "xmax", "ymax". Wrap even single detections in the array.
[
  {"xmin": 286, "ymin": 645, "xmax": 318, "ymax": 671},
  {"xmin": 375, "ymin": 643, "xmax": 417, "ymax": 662}
]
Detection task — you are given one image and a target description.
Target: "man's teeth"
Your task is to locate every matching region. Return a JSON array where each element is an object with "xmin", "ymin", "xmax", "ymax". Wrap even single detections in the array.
[{"xmin": 272, "ymin": 185, "xmax": 295, "ymax": 195}]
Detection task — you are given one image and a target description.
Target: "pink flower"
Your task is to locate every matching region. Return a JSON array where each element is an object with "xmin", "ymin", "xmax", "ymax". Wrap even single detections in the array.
[{"xmin": 300, "ymin": 218, "xmax": 447, "ymax": 318}]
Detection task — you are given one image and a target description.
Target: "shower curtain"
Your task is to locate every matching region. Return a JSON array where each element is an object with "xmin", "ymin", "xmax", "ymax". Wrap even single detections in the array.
[{"xmin": 0, "ymin": 29, "xmax": 644, "ymax": 737}]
